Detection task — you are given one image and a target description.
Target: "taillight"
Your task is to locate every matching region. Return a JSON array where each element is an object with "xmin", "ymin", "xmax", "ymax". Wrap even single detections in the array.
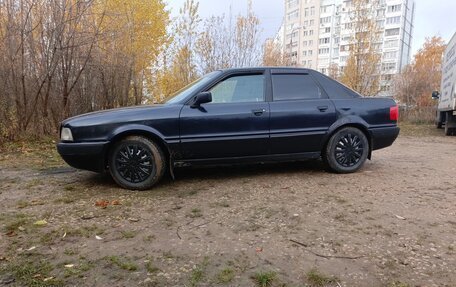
[{"xmin": 390, "ymin": 105, "xmax": 399, "ymax": 121}]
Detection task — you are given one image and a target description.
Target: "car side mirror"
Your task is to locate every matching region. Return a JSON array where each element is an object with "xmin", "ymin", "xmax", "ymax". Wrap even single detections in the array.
[
  {"xmin": 432, "ymin": 91, "xmax": 440, "ymax": 99},
  {"xmin": 191, "ymin": 92, "xmax": 212, "ymax": 108}
]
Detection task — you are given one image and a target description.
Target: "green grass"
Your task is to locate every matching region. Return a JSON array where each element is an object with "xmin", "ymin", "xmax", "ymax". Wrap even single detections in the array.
[
  {"xmin": 63, "ymin": 260, "xmax": 93, "ymax": 278},
  {"xmin": 189, "ymin": 257, "xmax": 209, "ymax": 287},
  {"xmin": 188, "ymin": 208, "xmax": 203, "ymax": 218},
  {"xmin": 4, "ymin": 213, "xmax": 29, "ymax": 233},
  {"xmin": 107, "ymin": 256, "xmax": 138, "ymax": 271},
  {"xmin": 121, "ymin": 230, "xmax": 137, "ymax": 239},
  {"xmin": 253, "ymin": 271, "xmax": 276, "ymax": 287},
  {"xmin": 216, "ymin": 267, "xmax": 235, "ymax": 283},
  {"xmin": 1, "ymin": 260, "xmax": 63, "ymax": 287},
  {"xmin": 145, "ymin": 261, "xmax": 160, "ymax": 274},
  {"xmin": 398, "ymin": 123, "xmax": 442, "ymax": 137},
  {"xmin": 306, "ymin": 269, "xmax": 338, "ymax": 287}
]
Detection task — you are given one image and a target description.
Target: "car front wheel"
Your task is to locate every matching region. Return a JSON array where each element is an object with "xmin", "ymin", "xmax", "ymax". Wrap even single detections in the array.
[
  {"xmin": 324, "ymin": 127, "xmax": 369, "ymax": 173},
  {"xmin": 109, "ymin": 136, "xmax": 166, "ymax": 190}
]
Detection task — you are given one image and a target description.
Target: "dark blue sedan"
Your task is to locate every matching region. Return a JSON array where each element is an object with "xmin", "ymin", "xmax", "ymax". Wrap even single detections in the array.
[{"xmin": 57, "ymin": 68, "xmax": 399, "ymax": 190}]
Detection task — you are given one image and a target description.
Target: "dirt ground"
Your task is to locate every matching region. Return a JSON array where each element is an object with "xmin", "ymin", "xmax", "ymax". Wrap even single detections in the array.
[{"xmin": 0, "ymin": 124, "xmax": 455, "ymax": 287}]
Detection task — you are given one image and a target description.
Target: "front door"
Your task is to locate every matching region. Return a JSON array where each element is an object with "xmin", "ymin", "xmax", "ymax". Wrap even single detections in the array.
[{"xmin": 179, "ymin": 72, "xmax": 270, "ymax": 160}]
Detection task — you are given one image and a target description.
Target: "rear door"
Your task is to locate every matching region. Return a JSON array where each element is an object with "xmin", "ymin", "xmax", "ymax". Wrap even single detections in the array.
[
  {"xmin": 179, "ymin": 71, "xmax": 270, "ymax": 160},
  {"xmin": 269, "ymin": 71, "xmax": 336, "ymax": 154}
]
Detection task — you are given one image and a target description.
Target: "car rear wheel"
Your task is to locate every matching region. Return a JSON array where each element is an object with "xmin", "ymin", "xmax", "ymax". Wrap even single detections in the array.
[
  {"xmin": 109, "ymin": 136, "xmax": 166, "ymax": 190},
  {"xmin": 324, "ymin": 127, "xmax": 369, "ymax": 173}
]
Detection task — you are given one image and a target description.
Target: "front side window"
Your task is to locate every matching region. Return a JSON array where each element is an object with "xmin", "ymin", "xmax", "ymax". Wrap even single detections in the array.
[
  {"xmin": 209, "ymin": 74, "xmax": 264, "ymax": 103},
  {"xmin": 272, "ymin": 74, "xmax": 320, "ymax": 101}
]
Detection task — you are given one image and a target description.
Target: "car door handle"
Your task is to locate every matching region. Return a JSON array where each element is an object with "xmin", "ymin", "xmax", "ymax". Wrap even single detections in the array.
[
  {"xmin": 317, "ymin": 106, "xmax": 329, "ymax": 112},
  {"xmin": 252, "ymin": 109, "xmax": 266, "ymax": 116}
]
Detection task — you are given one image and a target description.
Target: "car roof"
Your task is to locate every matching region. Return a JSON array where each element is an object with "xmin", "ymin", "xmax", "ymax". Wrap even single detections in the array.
[{"xmin": 218, "ymin": 67, "xmax": 314, "ymax": 73}]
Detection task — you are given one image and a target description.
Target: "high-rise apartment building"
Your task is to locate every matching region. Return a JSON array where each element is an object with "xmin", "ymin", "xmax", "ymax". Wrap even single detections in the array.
[{"xmin": 281, "ymin": 0, "xmax": 415, "ymax": 95}]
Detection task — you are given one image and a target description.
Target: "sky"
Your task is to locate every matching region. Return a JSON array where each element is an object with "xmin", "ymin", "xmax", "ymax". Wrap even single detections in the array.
[{"xmin": 166, "ymin": 0, "xmax": 456, "ymax": 55}]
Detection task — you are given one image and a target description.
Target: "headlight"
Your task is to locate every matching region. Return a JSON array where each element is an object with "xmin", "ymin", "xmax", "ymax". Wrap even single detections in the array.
[{"xmin": 61, "ymin": 127, "xmax": 73, "ymax": 141}]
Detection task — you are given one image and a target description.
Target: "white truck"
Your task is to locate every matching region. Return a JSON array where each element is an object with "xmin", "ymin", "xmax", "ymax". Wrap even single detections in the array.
[{"xmin": 433, "ymin": 32, "xmax": 456, "ymax": 136}]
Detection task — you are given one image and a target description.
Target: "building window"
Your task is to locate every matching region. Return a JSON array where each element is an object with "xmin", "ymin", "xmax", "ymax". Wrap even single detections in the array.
[
  {"xmin": 308, "ymin": 50, "xmax": 313, "ymax": 56},
  {"xmin": 387, "ymin": 4, "xmax": 401, "ymax": 13},
  {"xmin": 287, "ymin": 0, "xmax": 299, "ymax": 9},
  {"xmin": 304, "ymin": 8, "xmax": 309, "ymax": 17},
  {"xmin": 287, "ymin": 9, "xmax": 299, "ymax": 20},
  {"xmin": 385, "ymin": 28, "xmax": 400, "ymax": 36},
  {"xmin": 319, "ymin": 48, "xmax": 330, "ymax": 54},
  {"xmin": 321, "ymin": 16, "xmax": 331, "ymax": 24},
  {"xmin": 386, "ymin": 16, "xmax": 401, "ymax": 25},
  {"xmin": 309, "ymin": 30, "xmax": 314, "ymax": 36},
  {"xmin": 310, "ymin": 6, "xmax": 315, "ymax": 16},
  {"xmin": 384, "ymin": 39, "xmax": 399, "ymax": 48},
  {"xmin": 382, "ymin": 62, "xmax": 396, "ymax": 72},
  {"xmin": 303, "ymin": 40, "xmax": 308, "ymax": 46},
  {"xmin": 309, "ymin": 19, "xmax": 314, "ymax": 26},
  {"xmin": 383, "ymin": 51, "xmax": 398, "ymax": 60},
  {"xmin": 319, "ymin": 37, "xmax": 330, "ymax": 44},
  {"xmin": 309, "ymin": 40, "xmax": 313, "ymax": 46}
]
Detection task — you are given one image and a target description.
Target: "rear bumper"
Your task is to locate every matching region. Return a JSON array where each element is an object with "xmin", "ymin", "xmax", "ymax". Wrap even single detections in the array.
[
  {"xmin": 57, "ymin": 141, "xmax": 109, "ymax": 173},
  {"xmin": 369, "ymin": 126, "xmax": 400, "ymax": 151}
]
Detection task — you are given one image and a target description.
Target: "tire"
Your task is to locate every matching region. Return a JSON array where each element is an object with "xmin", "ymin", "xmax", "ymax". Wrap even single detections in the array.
[
  {"xmin": 109, "ymin": 136, "xmax": 166, "ymax": 190},
  {"xmin": 444, "ymin": 125, "xmax": 456, "ymax": 136},
  {"xmin": 324, "ymin": 127, "xmax": 369, "ymax": 173}
]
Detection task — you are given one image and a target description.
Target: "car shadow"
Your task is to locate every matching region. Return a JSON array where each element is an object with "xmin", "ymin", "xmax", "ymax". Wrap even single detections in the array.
[
  {"xmin": 47, "ymin": 159, "xmax": 328, "ymax": 191},
  {"xmin": 167, "ymin": 159, "xmax": 327, "ymax": 183}
]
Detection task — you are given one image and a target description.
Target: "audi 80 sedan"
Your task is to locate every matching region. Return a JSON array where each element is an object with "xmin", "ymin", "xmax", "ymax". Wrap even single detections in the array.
[{"xmin": 57, "ymin": 68, "xmax": 400, "ymax": 190}]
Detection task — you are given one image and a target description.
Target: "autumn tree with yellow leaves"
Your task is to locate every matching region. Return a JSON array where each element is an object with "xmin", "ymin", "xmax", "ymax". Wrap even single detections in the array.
[
  {"xmin": 0, "ymin": 0, "xmax": 265, "ymax": 142},
  {"xmin": 339, "ymin": 0, "xmax": 382, "ymax": 96},
  {"xmin": 0, "ymin": 0, "xmax": 169, "ymax": 140},
  {"xmin": 262, "ymin": 39, "xmax": 290, "ymax": 67},
  {"xmin": 393, "ymin": 36, "xmax": 446, "ymax": 108}
]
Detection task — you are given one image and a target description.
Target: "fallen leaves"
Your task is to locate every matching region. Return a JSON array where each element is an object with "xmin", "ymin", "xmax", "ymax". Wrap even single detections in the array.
[
  {"xmin": 95, "ymin": 200, "xmax": 110, "ymax": 208},
  {"xmin": 395, "ymin": 215, "xmax": 406, "ymax": 220},
  {"xmin": 95, "ymin": 200, "xmax": 121, "ymax": 209},
  {"xmin": 33, "ymin": 220, "xmax": 48, "ymax": 226}
]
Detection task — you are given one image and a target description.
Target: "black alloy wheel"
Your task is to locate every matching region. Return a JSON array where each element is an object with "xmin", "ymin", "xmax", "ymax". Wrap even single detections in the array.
[
  {"xmin": 334, "ymin": 133, "xmax": 364, "ymax": 168},
  {"xmin": 115, "ymin": 144, "xmax": 155, "ymax": 184},
  {"xmin": 109, "ymin": 136, "xmax": 166, "ymax": 190},
  {"xmin": 324, "ymin": 127, "xmax": 369, "ymax": 173}
]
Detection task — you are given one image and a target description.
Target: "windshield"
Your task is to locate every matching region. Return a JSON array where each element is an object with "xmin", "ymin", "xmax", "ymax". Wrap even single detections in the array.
[{"xmin": 162, "ymin": 71, "xmax": 222, "ymax": 104}]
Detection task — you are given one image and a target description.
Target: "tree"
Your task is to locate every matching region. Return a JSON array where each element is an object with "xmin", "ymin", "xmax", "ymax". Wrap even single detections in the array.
[
  {"xmin": 196, "ymin": 0, "xmax": 262, "ymax": 72},
  {"xmin": 262, "ymin": 39, "xmax": 289, "ymax": 67},
  {"xmin": 339, "ymin": 0, "xmax": 382, "ymax": 96},
  {"xmin": 393, "ymin": 36, "xmax": 446, "ymax": 107},
  {"xmin": 0, "ymin": 0, "xmax": 170, "ymax": 141}
]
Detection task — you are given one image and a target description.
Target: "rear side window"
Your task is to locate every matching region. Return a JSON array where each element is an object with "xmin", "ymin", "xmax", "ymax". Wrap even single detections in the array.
[
  {"xmin": 310, "ymin": 71, "xmax": 359, "ymax": 99},
  {"xmin": 272, "ymin": 74, "xmax": 321, "ymax": 101}
]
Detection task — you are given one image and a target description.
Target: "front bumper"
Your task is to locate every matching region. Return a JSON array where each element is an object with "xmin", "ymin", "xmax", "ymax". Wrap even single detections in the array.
[
  {"xmin": 57, "ymin": 141, "xmax": 109, "ymax": 173},
  {"xmin": 369, "ymin": 126, "xmax": 400, "ymax": 151}
]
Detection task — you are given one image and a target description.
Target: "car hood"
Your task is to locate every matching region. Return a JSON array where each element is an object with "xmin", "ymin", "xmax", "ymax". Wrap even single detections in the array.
[{"xmin": 62, "ymin": 104, "xmax": 178, "ymax": 128}]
